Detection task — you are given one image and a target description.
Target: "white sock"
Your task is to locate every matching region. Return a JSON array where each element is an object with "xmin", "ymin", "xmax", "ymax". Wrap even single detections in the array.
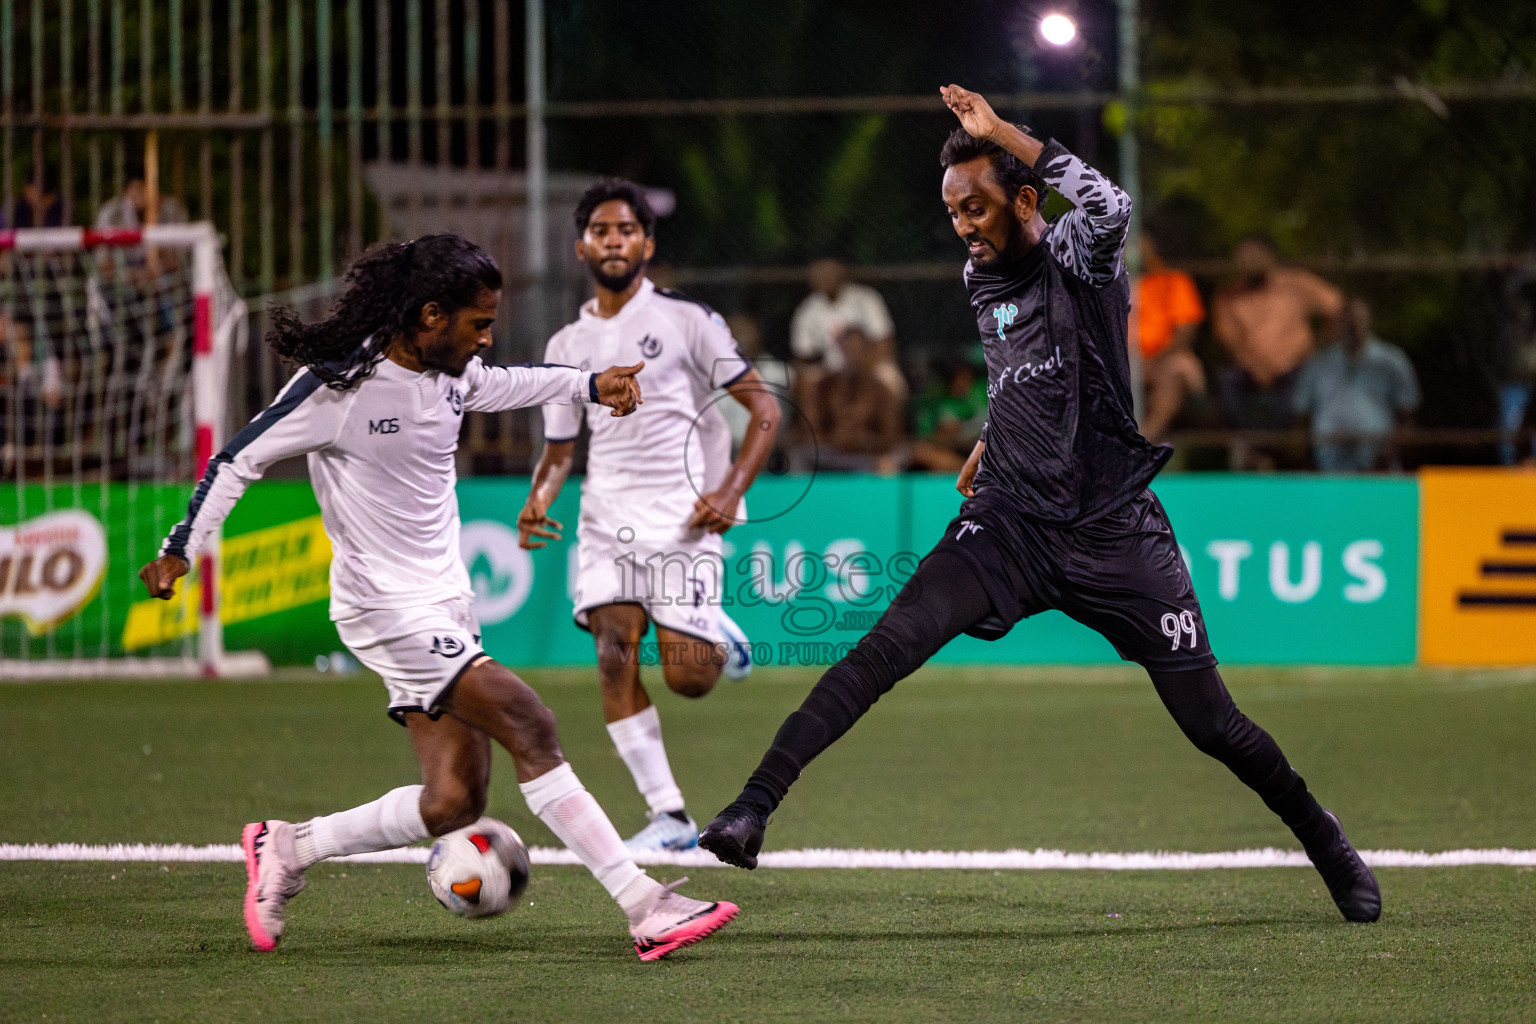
[
  {"xmin": 292, "ymin": 785, "xmax": 429, "ymax": 869},
  {"xmin": 606, "ymin": 706, "xmax": 686, "ymax": 817},
  {"xmin": 519, "ymin": 762, "xmax": 653, "ymax": 911}
]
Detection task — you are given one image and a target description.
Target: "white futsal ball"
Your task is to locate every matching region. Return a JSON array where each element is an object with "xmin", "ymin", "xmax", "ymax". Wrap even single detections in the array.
[{"xmin": 426, "ymin": 817, "xmax": 531, "ymax": 919}]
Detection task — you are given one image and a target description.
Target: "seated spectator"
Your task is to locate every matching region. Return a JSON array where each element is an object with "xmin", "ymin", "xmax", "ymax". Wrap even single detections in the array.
[
  {"xmin": 5, "ymin": 179, "xmax": 64, "ymax": 228},
  {"xmin": 0, "ymin": 310, "xmax": 63, "ymax": 473},
  {"xmin": 1494, "ymin": 254, "xmax": 1536, "ymax": 464},
  {"xmin": 790, "ymin": 257, "xmax": 906, "ymax": 406},
  {"xmin": 909, "ymin": 354, "xmax": 987, "ymax": 472},
  {"xmin": 806, "ymin": 325, "xmax": 906, "ymax": 474},
  {"xmin": 92, "ymin": 156, "xmax": 191, "ymax": 334},
  {"xmin": 1212, "ymin": 236, "xmax": 1343, "ymax": 457},
  {"xmin": 1293, "ymin": 297, "xmax": 1420, "ymax": 472},
  {"xmin": 94, "ymin": 158, "xmax": 189, "ymax": 229},
  {"xmin": 1134, "ymin": 232, "xmax": 1207, "ymax": 442},
  {"xmin": 719, "ymin": 313, "xmax": 791, "ymax": 455}
]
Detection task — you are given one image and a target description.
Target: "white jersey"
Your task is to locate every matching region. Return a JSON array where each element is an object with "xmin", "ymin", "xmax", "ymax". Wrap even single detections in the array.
[
  {"xmin": 161, "ymin": 355, "xmax": 598, "ymax": 618},
  {"xmin": 541, "ymin": 279, "xmax": 748, "ymax": 538}
]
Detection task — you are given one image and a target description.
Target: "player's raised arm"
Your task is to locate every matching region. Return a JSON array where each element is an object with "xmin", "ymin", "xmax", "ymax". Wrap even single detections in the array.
[
  {"xmin": 941, "ymin": 83, "xmax": 1132, "ymax": 285},
  {"xmin": 461, "ymin": 359, "xmax": 643, "ymax": 417},
  {"xmin": 141, "ymin": 370, "xmax": 350, "ymax": 599}
]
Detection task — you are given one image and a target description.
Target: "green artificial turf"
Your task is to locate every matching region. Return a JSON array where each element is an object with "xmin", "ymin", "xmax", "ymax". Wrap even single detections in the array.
[{"xmin": 2, "ymin": 666, "xmax": 1534, "ymax": 1022}]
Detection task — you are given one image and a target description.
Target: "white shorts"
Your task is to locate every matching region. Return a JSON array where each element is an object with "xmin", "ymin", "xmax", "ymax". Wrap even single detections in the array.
[
  {"xmin": 335, "ymin": 598, "xmax": 486, "ymax": 724},
  {"xmin": 572, "ymin": 511, "xmax": 730, "ymax": 646}
]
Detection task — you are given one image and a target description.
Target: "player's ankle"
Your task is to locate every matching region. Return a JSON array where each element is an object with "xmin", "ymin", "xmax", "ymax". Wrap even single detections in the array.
[
  {"xmin": 290, "ymin": 820, "xmax": 323, "ymax": 870},
  {"xmin": 615, "ymin": 873, "xmax": 663, "ymax": 922},
  {"xmin": 735, "ymin": 790, "xmax": 775, "ymax": 825}
]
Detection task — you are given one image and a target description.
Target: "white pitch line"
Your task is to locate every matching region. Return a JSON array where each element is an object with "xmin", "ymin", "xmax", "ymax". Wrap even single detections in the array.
[{"xmin": 2, "ymin": 843, "xmax": 1535, "ymax": 869}]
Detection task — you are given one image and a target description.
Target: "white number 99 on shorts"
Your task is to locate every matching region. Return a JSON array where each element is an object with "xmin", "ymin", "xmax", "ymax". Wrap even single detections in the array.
[{"xmin": 1160, "ymin": 610, "xmax": 1198, "ymax": 651}]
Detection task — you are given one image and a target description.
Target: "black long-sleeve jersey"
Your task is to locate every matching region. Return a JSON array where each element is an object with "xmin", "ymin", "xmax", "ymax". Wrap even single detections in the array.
[{"xmin": 964, "ymin": 138, "xmax": 1171, "ymax": 526}]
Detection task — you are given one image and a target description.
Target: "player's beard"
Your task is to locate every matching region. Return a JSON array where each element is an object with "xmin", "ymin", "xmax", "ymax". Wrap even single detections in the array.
[
  {"xmin": 408, "ymin": 333, "xmax": 472, "ymax": 377},
  {"xmin": 969, "ymin": 213, "xmax": 1030, "ymax": 272},
  {"xmin": 590, "ymin": 256, "xmax": 646, "ymax": 293}
]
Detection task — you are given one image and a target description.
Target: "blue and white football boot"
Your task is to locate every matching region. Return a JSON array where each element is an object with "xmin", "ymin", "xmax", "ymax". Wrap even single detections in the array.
[
  {"xmin": 719, "ymin": 611, "xmax": 752, "ymax": 682},
  {"xmin": 624, "ymin": 810, "xmax": 700, "ymax": 852}
]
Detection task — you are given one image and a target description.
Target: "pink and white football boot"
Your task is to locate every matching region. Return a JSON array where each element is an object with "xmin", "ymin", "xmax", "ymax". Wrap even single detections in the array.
[
  {"xmin": 241, "ymin": 820, "xmax": 307, "ymax": 951},
  {"xmin": 628, "ymin": 877, "xmax": 739, "ymax": 962}
]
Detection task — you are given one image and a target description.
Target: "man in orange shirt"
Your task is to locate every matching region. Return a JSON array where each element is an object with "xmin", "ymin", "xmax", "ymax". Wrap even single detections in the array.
[
  {"xmin": 1134, "ymin": 233, "xmax": 1206, "ymax": 442},
  {"xmin": 1211, "ymin": 236, "xmax": 1342, "ymax": 435}
]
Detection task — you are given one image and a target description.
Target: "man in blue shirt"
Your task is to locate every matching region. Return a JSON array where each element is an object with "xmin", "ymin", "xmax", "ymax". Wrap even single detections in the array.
[{"xmin": 1294, "ymin": 298, "xmax": 1419, "ymax": 471}]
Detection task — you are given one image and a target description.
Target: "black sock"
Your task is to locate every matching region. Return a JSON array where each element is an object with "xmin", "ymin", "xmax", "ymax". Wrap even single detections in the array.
[{"xmin": 1262, "ymin": 770, "xmax": 1326, "ymax": 832}]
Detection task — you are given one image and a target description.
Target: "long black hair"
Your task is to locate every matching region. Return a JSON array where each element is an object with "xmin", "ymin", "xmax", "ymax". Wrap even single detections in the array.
[{"xmin": 266, "ymin": 233, "xmax": 502, "ymax": 389}]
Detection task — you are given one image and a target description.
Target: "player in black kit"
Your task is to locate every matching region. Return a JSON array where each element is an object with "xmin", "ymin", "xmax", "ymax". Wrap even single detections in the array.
[{"xmin": 699, "ymin": 84, "xmax": 1380, "ymax": 924}]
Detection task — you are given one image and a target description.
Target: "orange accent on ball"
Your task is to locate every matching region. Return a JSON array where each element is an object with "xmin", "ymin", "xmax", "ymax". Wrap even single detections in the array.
[{"xmin": 450, "ymin": 877, "xmax": 483, "ymax": 902}]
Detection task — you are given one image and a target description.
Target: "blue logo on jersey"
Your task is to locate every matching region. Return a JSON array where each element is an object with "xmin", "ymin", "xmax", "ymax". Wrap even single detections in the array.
[
  {"xmin": 990, "ymin": 303, "xmax": 1018, "ymax": 339},
  {"xmin": 638, "ymin": 334, "xmax": 663, "ymax": 358}
]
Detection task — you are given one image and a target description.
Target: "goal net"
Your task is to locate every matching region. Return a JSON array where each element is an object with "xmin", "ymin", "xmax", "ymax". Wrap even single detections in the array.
[{"xmin": 0, "ymin": 224, "xmax": 266, "ymax": 678}]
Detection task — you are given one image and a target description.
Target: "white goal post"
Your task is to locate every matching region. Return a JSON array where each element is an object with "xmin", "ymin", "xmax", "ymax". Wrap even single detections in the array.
[{"xmin": 0, "ymin": 223, "xmax": 268, "ymax": 679}]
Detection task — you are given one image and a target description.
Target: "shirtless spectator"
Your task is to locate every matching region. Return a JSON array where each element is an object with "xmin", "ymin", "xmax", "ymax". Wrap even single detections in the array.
[
  {"xmin": 1134, "ymin": 232, "xmax": 1206, "ymax": 442},
  {"xmin": 806, "ymin": 326, "xmax": 906, "ymax": 474},
  {"xmin": 1211, "ymin": 236, "xmax": 1343, "ymax": 455},
  {"xmin": 790, "ymin": 258, "xmax": 906, "ymax": 405}
]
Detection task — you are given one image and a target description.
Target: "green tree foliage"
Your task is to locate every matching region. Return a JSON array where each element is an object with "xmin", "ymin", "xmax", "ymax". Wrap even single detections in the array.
[
  {"xmin": 1139, "ymin": 0, "xmax": 1536, "ymax": 428},
  {"xmin": 1142, "ymin": 0, "xmax": 1536, "ymax": 257}
]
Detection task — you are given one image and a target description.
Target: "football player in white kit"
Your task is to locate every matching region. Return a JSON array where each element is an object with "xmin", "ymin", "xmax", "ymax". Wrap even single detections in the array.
[
  {"xmin": 518, "ymin": 181, "xmax": 782, "ymax": 852},
  {"xmin": 138, "ymin": 235, "xmax": 738, "ymax": 961}
]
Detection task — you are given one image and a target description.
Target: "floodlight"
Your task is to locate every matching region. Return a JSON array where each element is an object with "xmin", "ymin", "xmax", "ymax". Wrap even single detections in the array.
[{"xmin": 1040, "ymin": 12, "xmax": 1077, "ymax": 47}]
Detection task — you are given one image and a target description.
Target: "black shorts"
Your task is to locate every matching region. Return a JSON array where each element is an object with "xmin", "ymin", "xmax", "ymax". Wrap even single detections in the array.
[{"xmin": 932, "ymin": 488, "xmax": 1217, "ymax": 672}]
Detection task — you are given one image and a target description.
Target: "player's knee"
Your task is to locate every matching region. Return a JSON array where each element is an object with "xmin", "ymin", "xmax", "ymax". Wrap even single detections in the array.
[
  {"xmin": 594, "ymin": 629, "xmax": 641, "ymax": 681},
  {"xmin": 473, "ymin": 663, "xmax": 562, "ymax": 757},
  {"xmin": 420, "ymin": 779, "xmax": 486, "ymax": 836},
  {"xmin": 509, "ymin": 699, "xmax": 560, "ymax": 757},
  {"xmin": 663, "ymin": 660, "xmax": 718, "ymax": 698},
  {"xmin": 1174, "ymin": 704, "xmax": 1238, "ymax": 758}
]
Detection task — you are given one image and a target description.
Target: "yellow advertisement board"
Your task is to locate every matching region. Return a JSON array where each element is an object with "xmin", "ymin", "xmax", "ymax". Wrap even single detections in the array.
[{"xmin": 1420, "ymin": 468, "xmax": 1536, "ymax": 665}]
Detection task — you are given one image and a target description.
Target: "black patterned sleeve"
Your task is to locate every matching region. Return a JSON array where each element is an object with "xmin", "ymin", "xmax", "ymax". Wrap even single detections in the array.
[{"xmin": 1036, "ymin": 139, "xmax": 1132, "ymax": 286}]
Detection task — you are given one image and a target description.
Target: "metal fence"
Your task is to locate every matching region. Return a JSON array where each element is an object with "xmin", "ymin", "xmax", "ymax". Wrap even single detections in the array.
[{"xmin": 2, "ymin": 1, "xmax": 1535, "ymax": 472}]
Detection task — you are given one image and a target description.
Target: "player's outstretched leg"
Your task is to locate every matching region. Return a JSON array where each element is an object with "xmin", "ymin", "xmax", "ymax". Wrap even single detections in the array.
[
  {"xmin": 1149, "ymin": 666, "xmax": 1380, "ymax": 922},
  {"xmin": 242, "ymin": 783, "xmax": 439, "ymax": 951},
  {"xmin": 701, "ymin": 549, "xmax": 993, "ymax": 868},
  {"xmin": 241, "ymin": 714, "xmax": 492, "ymax": 951},
  {"xmin": 448, "ymin": 657, "xmax": 738, "ymax": 958}
]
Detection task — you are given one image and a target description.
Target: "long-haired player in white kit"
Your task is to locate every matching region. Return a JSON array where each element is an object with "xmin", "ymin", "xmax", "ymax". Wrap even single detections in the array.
[
  {"xmin": 137, "ymin": 235, "xmax": 739, "ymax": 961},
  {"xmin": 517, "ymin": 181, "xmax": 782, "ymax": 852}
]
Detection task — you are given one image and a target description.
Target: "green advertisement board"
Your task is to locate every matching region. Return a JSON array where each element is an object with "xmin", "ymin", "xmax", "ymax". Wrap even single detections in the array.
[
  {"xmin": 4, "ymin": 474, "xmax": 1417, "ymax": 669},
  {"xmin": 464, "ymin": 474, "xmax": 1418, "ymax": 669}
]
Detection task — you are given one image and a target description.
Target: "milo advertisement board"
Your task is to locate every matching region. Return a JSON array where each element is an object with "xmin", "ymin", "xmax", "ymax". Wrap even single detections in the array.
[{"xmin": 0, "ymin": 482, "xmax": 340, "ymax": 664}]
